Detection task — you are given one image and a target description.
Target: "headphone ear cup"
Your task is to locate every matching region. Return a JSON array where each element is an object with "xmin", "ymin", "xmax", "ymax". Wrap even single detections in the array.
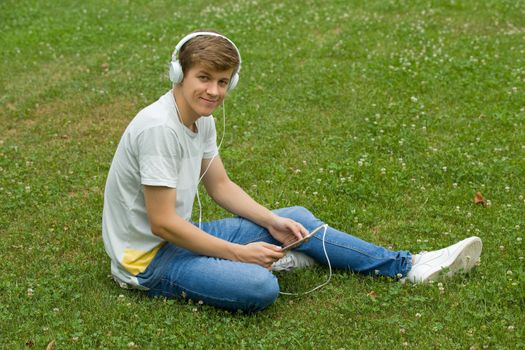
[
  {"xmin": 169, "ymin": 60, "xmax": 184, "ymax": 84},
  {"xmin": 228, "ymin": 73, "xmax": 239, "ymax": 91}
]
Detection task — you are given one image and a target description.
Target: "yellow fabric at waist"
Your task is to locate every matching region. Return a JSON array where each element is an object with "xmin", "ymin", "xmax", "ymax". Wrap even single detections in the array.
[{"xmin": 121, "ymin": 243, "xmax": 165, "ymax": 276}]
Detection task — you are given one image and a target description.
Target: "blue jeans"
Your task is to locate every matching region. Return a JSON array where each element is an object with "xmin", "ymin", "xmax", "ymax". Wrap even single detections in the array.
[{"xmin": 137, "ymin": 206, "xmax": 412, "ymax": 312}]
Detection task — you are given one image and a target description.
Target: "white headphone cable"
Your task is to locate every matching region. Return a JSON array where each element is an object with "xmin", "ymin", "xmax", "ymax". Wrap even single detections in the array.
[
  {"xmin": 279, "ymin": 224, "xmax": 333, "ymax": 296},
  {"xmin": 174, "ymin": 99, "xmax": 333, "ymax": 295},
  {"xmin": 173, "ymin": 99, "xmax": 226, "ymax": 230}
]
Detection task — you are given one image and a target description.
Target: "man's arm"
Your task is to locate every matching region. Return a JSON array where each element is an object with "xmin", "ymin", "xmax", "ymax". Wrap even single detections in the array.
[
  {"xmin": 201, "ymin": 157, "xmax": 308, "ymax": 244},
  {"xmin": 143, "ymin": 185, "xmax": 284, "ymax": 268}
]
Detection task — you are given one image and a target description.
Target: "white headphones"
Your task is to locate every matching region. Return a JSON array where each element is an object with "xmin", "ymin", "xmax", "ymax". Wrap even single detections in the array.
[{"xmin": 169, "ymin": 31, "xmax": 242, "ymax": 91}]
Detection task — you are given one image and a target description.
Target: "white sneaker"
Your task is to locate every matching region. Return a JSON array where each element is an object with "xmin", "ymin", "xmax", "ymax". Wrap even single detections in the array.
[
  {"xmin": 406, "ymin": 236, "xmax": 482, "ymax": 283},
  {"xmin": 271, "ymin": 251, "xmax": 317, "ymax": 272}
]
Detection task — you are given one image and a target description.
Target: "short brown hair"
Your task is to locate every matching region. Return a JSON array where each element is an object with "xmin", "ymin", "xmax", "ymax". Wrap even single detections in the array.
[{"xmin": 179, "ymin": 30, "xmax": 240, "ymax": 76}]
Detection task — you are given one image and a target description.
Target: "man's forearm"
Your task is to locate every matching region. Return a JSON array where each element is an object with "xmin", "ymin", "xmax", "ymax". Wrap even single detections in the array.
[{"xmin": 152, "ymin": 213, "xmax": 242, "ymax": 260}]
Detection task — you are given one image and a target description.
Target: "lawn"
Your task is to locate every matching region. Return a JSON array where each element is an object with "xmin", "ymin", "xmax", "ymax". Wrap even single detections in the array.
[{"xmin": 1, "ymin": 0, "xmax": 524, "ymax": 349}]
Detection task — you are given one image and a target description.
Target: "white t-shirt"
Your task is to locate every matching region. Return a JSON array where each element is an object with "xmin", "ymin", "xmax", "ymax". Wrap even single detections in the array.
[{"xmin": 102, "ymin": 90, "xmax": 218, "ymax": 288}]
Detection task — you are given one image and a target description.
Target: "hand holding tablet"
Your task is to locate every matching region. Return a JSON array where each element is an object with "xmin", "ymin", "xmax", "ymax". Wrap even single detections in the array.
[{"xmin": 281, "ymin": 225, "xmax": 327, "ymax": 251}]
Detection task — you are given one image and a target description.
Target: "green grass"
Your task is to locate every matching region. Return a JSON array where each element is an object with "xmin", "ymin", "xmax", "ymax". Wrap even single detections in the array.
[{"xmin": 1, "ymin": 0, "xmax": 524, "ymax": 348}]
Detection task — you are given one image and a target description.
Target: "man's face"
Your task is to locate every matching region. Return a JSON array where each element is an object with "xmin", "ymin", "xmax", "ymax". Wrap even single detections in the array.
[{"xmin": 179, "ymin": 63, "xmax": 234, "ymax": 118}]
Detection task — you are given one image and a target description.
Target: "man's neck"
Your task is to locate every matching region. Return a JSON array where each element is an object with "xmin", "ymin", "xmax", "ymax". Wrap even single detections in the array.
[{"xmin": 172, "ymin": 88, "xmax": 199, "ymax": 131}]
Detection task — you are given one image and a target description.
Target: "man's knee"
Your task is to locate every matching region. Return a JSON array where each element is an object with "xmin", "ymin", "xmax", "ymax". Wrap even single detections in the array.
[{"xmin": 242, "ymin": 269, "xmax": 279, "ymax": 312}]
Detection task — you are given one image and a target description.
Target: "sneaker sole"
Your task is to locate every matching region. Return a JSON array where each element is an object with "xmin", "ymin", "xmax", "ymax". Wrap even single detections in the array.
[{"xmin": 422, "ymin": 236, "xmax": 482, "ymax": 282}]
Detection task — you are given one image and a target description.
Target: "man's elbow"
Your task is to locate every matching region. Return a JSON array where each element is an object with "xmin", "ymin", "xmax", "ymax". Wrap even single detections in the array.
[
  {"xmin": 148, "ymin": 216, "xmax": 172, "ymax": 239},
  {"xmin": 207, "ymin": 178, "xmax": 233, "ymax": 201}
]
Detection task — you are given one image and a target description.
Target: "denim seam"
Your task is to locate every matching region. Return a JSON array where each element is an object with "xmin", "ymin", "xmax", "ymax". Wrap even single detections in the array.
[{"xmin": 312, "ymin": 234, "xmax": 408, "ymax": 262}]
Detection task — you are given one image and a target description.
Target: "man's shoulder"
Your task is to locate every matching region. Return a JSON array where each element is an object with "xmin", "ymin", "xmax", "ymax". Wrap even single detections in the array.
[{"xmin": 129, "ymin": 92, "xmax": 177, "ymax": 133}]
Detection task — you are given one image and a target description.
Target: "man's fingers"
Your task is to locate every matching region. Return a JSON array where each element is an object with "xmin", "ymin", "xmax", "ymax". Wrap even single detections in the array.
[
  {"xmin": 291, "ymin": 221, "xmax": 307, "ymax": 240},
  {"xmin": 298, "ymin": 223, "xmax": 309, "ymax": 238},
  {"xmin": 261, "ymin": 242, "xmax": 284, "ymax": 257}
]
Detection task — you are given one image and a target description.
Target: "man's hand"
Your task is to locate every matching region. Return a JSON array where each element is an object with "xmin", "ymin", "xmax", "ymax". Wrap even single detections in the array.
[
  {"xmin": 267, "ymin": 216, "xmax": 309, "ymax": 247},
  {"xmin": 237, "ymin": 242, "xmax": 285, "ymax": 269}
]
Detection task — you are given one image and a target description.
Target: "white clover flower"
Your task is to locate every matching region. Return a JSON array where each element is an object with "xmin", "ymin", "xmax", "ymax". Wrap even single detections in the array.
[
  {"xmin": 415, "ymin": 313, "xmax": 422, "ymax": 318},
  {"xmin": 410, "ymin": 96, "xmax": 418, "ymax": 102}
]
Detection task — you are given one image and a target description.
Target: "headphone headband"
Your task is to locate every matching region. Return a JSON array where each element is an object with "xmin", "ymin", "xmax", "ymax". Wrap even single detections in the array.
[{"xmin": 169, "ymin": 31, "xmax": 242, "ymax": 90}]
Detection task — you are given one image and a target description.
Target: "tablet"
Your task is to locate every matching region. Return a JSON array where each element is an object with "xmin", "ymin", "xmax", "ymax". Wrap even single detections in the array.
[{"xmin": 281, "ymin": 225, "xmax": 326, "ymax": 251}]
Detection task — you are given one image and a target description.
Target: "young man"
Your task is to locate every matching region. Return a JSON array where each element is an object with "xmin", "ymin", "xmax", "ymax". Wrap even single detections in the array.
[{"xmin": 102, "ymin": 30, "xmax": 483, "ymax": 312}]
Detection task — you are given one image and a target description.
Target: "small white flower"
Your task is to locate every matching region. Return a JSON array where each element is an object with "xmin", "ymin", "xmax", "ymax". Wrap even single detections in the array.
[
  {"xmin": 410, "ymin": 96, "xmax": 418, "ymax": 103},
  {"xmin": 415, "ymin": 312, "xmax": 422, "ymax": 318}
]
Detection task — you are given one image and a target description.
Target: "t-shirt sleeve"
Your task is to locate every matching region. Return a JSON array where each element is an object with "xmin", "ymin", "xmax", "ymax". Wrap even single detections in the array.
[
  {"xmin": 136, "ymin": 126, "xmax": 181, "ymax": 188},
  {"xmin": 202, "ymin": 118, "xmax": 219, "ymax": 159}
]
